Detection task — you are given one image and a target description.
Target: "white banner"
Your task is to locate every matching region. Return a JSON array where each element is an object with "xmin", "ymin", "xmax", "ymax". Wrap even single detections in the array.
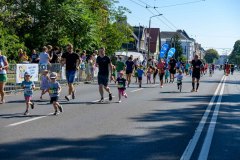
[{"xmin": 16, "ymin": 64, "xmax": 39, "ymax": 83}]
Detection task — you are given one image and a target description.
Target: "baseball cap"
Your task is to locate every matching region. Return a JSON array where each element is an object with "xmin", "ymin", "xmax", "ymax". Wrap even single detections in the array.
[
  {"xmin": 24, "ymin": 72, "xmax": 31, "ymax": 76},
  {"xmin": 50, "ymin": 72, "xmax": 57, "ymax": 79}
]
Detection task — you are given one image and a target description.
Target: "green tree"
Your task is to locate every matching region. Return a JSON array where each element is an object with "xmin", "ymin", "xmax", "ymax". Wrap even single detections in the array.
[
  {"xmin": 204, "ymin": 49, "xmax": 219, "ymax": 63},
  {"xmin": 172, "ymin": 34, "xmax": 183, "ymax": 60},
  {"xmin": 229, "ymin": 40, "xmax": 240, "ymax": 64}
]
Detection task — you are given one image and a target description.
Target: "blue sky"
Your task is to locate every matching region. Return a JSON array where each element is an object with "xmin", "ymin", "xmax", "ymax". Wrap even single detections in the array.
[{"xmin": 116, "ymin": 0, "xmax": 240, "ymax": 55}]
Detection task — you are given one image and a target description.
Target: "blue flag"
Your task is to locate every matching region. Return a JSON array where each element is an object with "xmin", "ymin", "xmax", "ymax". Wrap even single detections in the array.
[
  {"xmin": 167, "ymin": 48, "xmax": 176, "ymax": 58},
  {"xmin": 159, "ymin": 43, "xmax": 169, "ymax": 59}
]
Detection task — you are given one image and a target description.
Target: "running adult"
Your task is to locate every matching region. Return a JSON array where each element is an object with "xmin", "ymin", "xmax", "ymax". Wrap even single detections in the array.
[
  {"xmin": 0, "ymin": 50, "xmax": 8, "ymax": 103},
  {"xmin": 96, "ymin": 47, "xmax": 113, "ymax": 102},
  {"xmin": 169, "ymin": 57, "xmax": 177, "ymax": 82},
  {"xmin": 61, "ymin": 44, "xmax": 80, "ymax": 101},
  {"xmin": 157, "ymin": 58, "xmax": 166, "ymax": 88},
  {"xmin": 191, "ymin": 55, "xmax": 202, "ymax": 92},
  {"xmin": 125, "ymin": 57, "xmax": 134, "ymax": 87}
]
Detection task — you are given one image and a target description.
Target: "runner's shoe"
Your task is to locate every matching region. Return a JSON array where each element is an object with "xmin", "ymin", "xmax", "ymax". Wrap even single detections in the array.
[
  {"xmin": 191, "ymin": 89, "xmax": 195, "ymax": 92},
  {"xmin": 30, "ymin": 102, "xmax": 35, "ymax": 109},
  {"xmin": 72, "ymin": 91, "xmax": 75, "ymax": 99},
  {"xmin": 24, "ymin": 110, "xmax": 29, "ymax": 115},
  {"xmin": 98, "ymin": 98, "xmax": 104, "ymax": 103},
  {"xmin": 58, "ymin": 105, "xmax": 63, "ymax": 112},
  {"xmin": 124, "ymin": 93, "xmax": 128, "ymax": 98},
  {"xmin": 109, "ymin": 93, "xmax": 113, "ymax": 101},
  {"xmin": 118, "ymin": 100, "xmax": 121, "ymax": 103},
  {"xmin": 65, "ymin": 96, "xmax": 70, "ymax": 101},
  {"xmin": 53, "ymin": 111, "xmax": 59, "ymax": 115}
]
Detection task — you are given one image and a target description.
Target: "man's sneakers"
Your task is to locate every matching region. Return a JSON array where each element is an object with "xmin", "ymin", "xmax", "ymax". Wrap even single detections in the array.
[
  {"xmin": 65, "ymin": 95, "xmax": 70, "ymax": 101},
  {"xmin": 30, "ymin": 102, "xmax": 35, "ymax": 109},
  {"xmin": 98, "ymin": 98, "xmax": 104, "ymax": 103},
  {"xmin": 53, "ymin": 111, "xmax": 59, "ymax": 116},
  {"xmin": 24, "ymin": 110, "xmax": 29, "ymax": 115},
  {"xmin": 72, "ymin": 91, "xmax": 76, "ymax": 99},
  {"xmin": 58, "ymin": 105, "xmax": 63, "ymax": 113},
  {"xmin": 109, "ymin": 93, "xmax": 113, "ymax": 101},
  {"xmin": 191, "ymin": 89, "xmax": 196, "ymax": 92}
]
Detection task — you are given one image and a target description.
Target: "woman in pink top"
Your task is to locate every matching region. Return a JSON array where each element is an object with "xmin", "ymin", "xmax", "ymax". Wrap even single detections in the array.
[{"xmin": 157, "ymin": 58, "xmax": 166, "ymax": 88}]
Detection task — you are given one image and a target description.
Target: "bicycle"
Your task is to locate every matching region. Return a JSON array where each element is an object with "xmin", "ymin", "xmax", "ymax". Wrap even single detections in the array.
[{"xmin": 177, "ymin": 79, "xmax": 182, "ymax": 92}]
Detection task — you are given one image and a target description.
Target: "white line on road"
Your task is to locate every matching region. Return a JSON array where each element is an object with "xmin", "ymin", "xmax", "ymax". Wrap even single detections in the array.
[
  {"xmin": 130, "ymin": 88, "xmax": 144, "ymax": 92},
  {"xmin": 198, "ymin": 76, "xmax": 226, "ymax": 160},
  {"xmin": 180, "ymin": 75, "xmax": 225, "ymax": 160},
  {"xmin": 6, "ymin": 113, "xmax": 53, "ymax": 127}
]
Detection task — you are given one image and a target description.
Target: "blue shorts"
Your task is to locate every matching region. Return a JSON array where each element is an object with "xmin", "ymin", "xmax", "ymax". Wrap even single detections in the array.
[
  {"xmin": 66, "ymin": 70, "xmax": 76, "ymax": 84},
  {"xmin": 98, "ymin": 74, "xmax": 109, "ymax": 87}
]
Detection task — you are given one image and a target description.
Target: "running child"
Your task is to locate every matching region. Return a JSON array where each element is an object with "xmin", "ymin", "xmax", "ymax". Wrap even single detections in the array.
[
  {"xmin": 209, "ymin": 65, "xmax": 213, "ymax": 77},
  {"xmin": 175, "ymin": 70, "xmax": 183, "ymax": 90},
  {"xmin": 21, "ymin": 72, "xmax": 35, "ymax": 115},
  {"xmin": 47, "ymin": 72, "xmax": 63, "ymax": 115},
  {"xmin": 165, "ymin": 68, "xmax": 170, "ymax": 83},
  {"xmin": 40, "ymin": 69, "xmax": 50, "ymax": 99},
  {"xmin": 137, "ymin": 65, "xmax": 145, "ymax": 88},
  {"xmin": 146, "ymin": 66, "xmax": 152, "ymax": 84},
  {"xmin": 116, "ymin": 71, "xmax": 127, "ymax": 103}
]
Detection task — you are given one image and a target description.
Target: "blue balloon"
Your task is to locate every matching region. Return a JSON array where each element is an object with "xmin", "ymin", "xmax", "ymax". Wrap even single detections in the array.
[{"xmin": 159, "ymin": 43, "xmax": 169, "ymax": 58}]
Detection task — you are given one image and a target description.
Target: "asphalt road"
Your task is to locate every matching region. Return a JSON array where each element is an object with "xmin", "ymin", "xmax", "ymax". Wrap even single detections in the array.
[{"xmin": 0, "ymin": 70, "xmax": 239, "ymax": 160}]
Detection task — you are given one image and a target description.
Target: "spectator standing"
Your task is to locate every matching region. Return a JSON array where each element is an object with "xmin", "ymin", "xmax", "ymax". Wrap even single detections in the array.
[
  {"xmin": 96, "ymin": 47, "xmax": 113, "ymax": 103},
  {"xmin": 61, "ymin": 44, "xmax": 80, "ymax": 101},
  {"xmin": 30, "ymin": 49, "xmax": 39, "ymax": 63},
  {"xmin": 39, "ymin": 46, "xmax": 50, "ymax": 71},
  {"xmin": 0, "ymin": 50, "xmax": 8, "ymax": 104}
]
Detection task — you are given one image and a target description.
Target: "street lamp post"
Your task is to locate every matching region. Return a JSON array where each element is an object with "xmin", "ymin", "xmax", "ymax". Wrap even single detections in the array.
[{"xmin": 147, "ymin": 14, "xmax": 162, "ymax": 67}]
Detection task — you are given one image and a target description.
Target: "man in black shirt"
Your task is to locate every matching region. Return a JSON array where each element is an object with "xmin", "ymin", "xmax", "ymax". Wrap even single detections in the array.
[
  {"xmin": 191, "ymin": 55, "xmax": 202, "ymax": 92},
  {"xmin": 96, "ymin": 47, "xmax": 113, "ymax": 102},
  {"xmin": 61, "ymin": 44, "xmax": 80, "ymax": 101},
  {"xmin": 169, "ymin": 57, "xmax": 177, "ymax": 82}
]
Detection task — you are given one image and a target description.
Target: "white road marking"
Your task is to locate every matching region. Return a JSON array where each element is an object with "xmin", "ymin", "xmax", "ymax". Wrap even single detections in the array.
[
  {"xmin": 180, "ymin": 75, "xmax": 225, "ymax": 160},
  {"xmin": 130, "ymin": 88, "xmax": 144, "ymax": 92},
  {"xmin": 6, "ymin": 113, "xmax": 53, "ymax": 127},
  {"xmin": 198, "ymin": 76, "xmax": 226, "ymax": 160}
]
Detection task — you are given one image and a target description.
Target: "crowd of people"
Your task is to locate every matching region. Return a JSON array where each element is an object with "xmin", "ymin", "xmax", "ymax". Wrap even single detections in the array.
[{"xmin": 0, "ymin": 44, "xmax": 237, "ymax": 115}]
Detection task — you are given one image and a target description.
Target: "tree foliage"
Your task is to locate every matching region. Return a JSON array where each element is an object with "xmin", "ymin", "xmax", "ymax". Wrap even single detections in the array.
[
  {"xmin": 229, "ymin": 40, "xmax": 240, "ymax": 64},
  {"xmin": 0, "ymin": 0, "xmax": 132, "ymax": 61},
  {"xmin": 204, "ymin": 49, "xmax": 219, "ymax": 63},
  {"xmin": 172, "ymin": 34, "xmax": 183, "ymax": 60}
]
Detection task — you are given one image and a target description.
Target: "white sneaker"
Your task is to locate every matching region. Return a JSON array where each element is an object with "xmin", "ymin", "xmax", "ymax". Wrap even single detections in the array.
[
  {"xmin": 160, "ymin": 85, "xmax": 163, "ymax": 88},
  {"xmin": 118, "ymin": 100, "xmax": 121, "ymax": 103}
]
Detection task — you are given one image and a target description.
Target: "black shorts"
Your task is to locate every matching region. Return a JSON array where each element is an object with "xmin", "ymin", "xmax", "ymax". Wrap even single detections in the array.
[
  {"xmin": 50, "ymin": 97, "xmax": 59, "ymax": 103},
  {"xmin": 192, "ymin": 72, "xmax": 200, "ymax": 79},
  {"xmin": 98, "ymin": 74, "xmax": 109, "ymax": 87},
  {"xmin": 170, "ymin": 69, "xmax": 176, "ymax": 74},
  {"xmin": 138, "ymin": 77, "xmax": 142, "ymax": 81},
  {"xmin": 126, "ymin": 70, "xmax": 133, "ymax": 74},
  {"xmin": 159, "ymin": 73, "xmax": 164, "ymax": 81}
]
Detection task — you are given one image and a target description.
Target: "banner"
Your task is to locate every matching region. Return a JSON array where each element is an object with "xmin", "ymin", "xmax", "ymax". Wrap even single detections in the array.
[
  {"xmin": 159, "ymin": 43, "xmax": 169, "ymax": 59},
  {"xmin": 16, "ymin": 64, "xmax": 39, "ymax": 83}
]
